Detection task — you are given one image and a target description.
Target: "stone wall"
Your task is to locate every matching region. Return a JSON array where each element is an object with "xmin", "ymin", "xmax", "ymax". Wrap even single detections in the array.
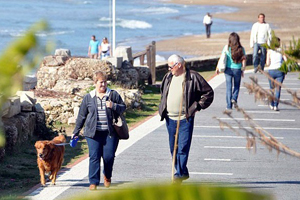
[
  {"xmin": 38, "ymin": 56, "xmax": 150, "ymax": 90},
  {"xmin": 155, "ymin": 54, "xmax": 253, "ymax": 80},
  {"xmin": 0, "ymin": 91, "xmax": 46, "ymax": 160}
]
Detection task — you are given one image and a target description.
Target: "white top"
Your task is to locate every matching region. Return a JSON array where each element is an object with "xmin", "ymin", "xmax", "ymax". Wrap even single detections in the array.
[
  {"xmin": 101, "ymin": 42, "xmax": 111, "ymax": 52},
  {"xmin": 203, "ymin": 15, "xmax": 212, "ymax": 25},
  {"xmin": 268, "ymin": 49, "xmax": 283, "ymax": 70},
  {"xmin": 250, "ymin": 22, "xmax": 272, "ymax": 48}
]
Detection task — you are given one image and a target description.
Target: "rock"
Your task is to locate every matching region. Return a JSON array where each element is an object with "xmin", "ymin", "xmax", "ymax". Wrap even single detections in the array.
[
  {"xmin": 114, "ymin": 46, "xmax": 133, "ymax": 63},
  {"xmin": 54, "ymin": 49, "xmax": 71, "ymax": 57},
  {"xmin": 2, "ymin": 96, "xmax": 21, "ymax": 118},
  {"xmin": 16, "ymin": 91, "xmax": 36, "ymax": 112},
  {"xmin": 23, "ymin": 74, "xmax": 37, "ymax": 91}
]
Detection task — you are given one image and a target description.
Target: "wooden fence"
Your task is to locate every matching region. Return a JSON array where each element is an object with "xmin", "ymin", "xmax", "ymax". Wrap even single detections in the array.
[{"xmin": 133, "ymin": 41, "xmax": 156, "ymax": 85}]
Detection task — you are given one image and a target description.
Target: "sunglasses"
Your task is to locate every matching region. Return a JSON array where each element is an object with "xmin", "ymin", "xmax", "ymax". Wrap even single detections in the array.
[{"xmin": 168, "ymin": 62, "xmax": 178, "ymax": 69}]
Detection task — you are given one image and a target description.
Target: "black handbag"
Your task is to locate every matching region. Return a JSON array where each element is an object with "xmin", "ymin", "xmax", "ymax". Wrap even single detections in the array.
[
  {"xmin": 109, "ymin": 92, "xmax": 129, "ymax": 140},
  {"xmin": 112, "ymin": 113, "xmax": 129, "ymax": 140}
]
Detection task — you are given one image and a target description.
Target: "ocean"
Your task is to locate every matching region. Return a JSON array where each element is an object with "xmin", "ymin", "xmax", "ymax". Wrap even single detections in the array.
[{"xmin": 0, "ymin": 0, "xmax": 251, "ymax": 61}]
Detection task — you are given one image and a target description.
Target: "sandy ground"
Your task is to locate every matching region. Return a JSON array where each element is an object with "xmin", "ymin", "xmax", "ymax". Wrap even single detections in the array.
[{"xmin": 156, "ymin": 0, "xmax": 300, "ymax": 58}]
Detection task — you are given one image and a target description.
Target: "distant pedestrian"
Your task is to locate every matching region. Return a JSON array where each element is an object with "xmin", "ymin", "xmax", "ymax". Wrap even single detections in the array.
[
  {"xmin": 250, "ymin": 13, "xmax": 272, "ymax": 72},
  {"xmin": 159, "ymin": 54, "xmax": 214, "ymax": 183},
  {"xmin": 72, "ymin": 71, "xmax": 126, "ymax": 190},
  {"xmin": 216, "ymin": 32, "xmax": 246, "ymax": 112},
  {"xmin": 100, "ymin": 37, "xmax": 112, "ymax": 59},
  {"xmin": 88, "ymin": 35, "xmax": 101, "ymax": 59},
  {"xmin": 266, "ymin": 37, "xmax": 287, "ymax": 111},
  {"xmin": 203, "ymin": 12, "xmax": 213, "ymax": 38}
]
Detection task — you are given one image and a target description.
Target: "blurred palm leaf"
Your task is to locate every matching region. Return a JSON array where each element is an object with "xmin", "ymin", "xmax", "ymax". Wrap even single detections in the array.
[
  {"xmin": 0, "ymin": 20, "xmax": 49, "ymax": 147},
  {"xmin": 67, "ymin": 184, "xmax": 272, "ymax": 200}
]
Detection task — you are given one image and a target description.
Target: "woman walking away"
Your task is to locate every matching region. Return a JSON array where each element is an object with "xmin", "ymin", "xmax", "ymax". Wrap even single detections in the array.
[
  {"xmin": 100, "ymin": 37, "xmax": 112, "ymax": 59},
  {"xmin": 216, "ymin": 32, "xmax": 246, "ymax": 112},
  {"xmin": 266, "ymin": 37, "xmax": 287, "ymax": 111},
  {"xmin": 72, "ymin": 71, "xmax": 126, "ymax": 190}
]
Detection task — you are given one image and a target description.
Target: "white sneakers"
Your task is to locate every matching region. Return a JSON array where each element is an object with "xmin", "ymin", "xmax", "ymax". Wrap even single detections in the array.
[{"xmin": 270, "ymin": 105, "xmax": 279, "ymax": 111}]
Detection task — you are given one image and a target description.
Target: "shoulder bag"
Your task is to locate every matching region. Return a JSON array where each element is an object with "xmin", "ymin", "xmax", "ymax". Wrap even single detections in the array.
[
  {"xmin": 216, "ymin": 45, "xmax": 228, "ymax": 72},
  {"xmin": 109, "ymin": 92, "xmax": 129, "ymax": 140}
]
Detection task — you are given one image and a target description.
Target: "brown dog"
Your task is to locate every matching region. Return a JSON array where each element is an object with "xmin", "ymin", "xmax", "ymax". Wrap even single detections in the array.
[{"xmin": 35, "ymin": 135, "xmax": 66, "ymax": 186}]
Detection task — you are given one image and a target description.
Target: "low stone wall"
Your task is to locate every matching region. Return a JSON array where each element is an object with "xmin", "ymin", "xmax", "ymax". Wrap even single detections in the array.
[
  {"xmin": 38, "ymin": 56, "xmax": 150, "ymax": 90},
  {"xmin": 0, "ymin": 91, "xmax": 46, "ymax": 160},
  {"xmin": 156, "ymin": 54, "xmax": 253, "ymax": 80}
]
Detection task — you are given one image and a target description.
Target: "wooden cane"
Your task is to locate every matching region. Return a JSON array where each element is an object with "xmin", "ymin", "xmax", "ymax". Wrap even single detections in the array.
[{"xmin": 171, "ymin": 80, "xmax": 185, "ymax": 182}]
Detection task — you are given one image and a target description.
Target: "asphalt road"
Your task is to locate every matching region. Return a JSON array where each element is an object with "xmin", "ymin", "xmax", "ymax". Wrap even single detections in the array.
[{"xmin": 27, "ymin": 70, "xmax": 300, "ymax": 200}]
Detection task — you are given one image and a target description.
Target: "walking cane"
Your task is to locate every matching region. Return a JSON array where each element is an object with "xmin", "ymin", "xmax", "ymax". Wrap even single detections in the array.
[{"xmin": 171, "ymin": 80, "xmax": 185, "ymax": 182}]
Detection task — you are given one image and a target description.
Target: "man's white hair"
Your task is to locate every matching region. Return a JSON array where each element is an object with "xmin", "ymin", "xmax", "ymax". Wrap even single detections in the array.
[{"xmin": 168, "ymin": 54, "xmax": 184, "ymax": 64}]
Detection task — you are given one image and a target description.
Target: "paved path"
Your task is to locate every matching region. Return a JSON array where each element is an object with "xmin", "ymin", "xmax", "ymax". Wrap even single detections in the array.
[{"xmin": 26, "ymin": 70, "xmax": 300, "ymax": 200}]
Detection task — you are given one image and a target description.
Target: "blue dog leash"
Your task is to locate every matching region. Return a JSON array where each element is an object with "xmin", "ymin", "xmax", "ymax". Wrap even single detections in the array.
[{"xmin": 54, "ymin": 137, "xmax": 79, "ymax": 147}]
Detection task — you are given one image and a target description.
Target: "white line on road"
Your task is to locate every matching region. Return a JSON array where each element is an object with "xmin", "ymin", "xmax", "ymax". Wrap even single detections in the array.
[
  {"xmin": 245, "ymin": 111, "xmax": 279, "ymax": 114},
  {"xmin": 194, "ymin": 125, "xmax": 300, "ymax": 130},
  {"xmin": 218, "ymin": 118, "xmax": 295, "ymax": 122},
  {"xmin": 204, "ymin": 158, "xmax": 231, "ymax": 161},
  {"xmin": 190, "ymin": 172, "xmax": 233, "ymax": 176},
  {"xmin": 257, "ymin": 82, "xmax": 299, "ymax": 85},
  {"xmin": 194, "ymin": 135, "xmax": 284, "ymax": 139},
  {"xmin": 204, "ymin": 146, "xmax": 248, "ymax": 149},
  {"xmin": 241, "ymin": 86, "xmax": 300, "ymax": 90}
]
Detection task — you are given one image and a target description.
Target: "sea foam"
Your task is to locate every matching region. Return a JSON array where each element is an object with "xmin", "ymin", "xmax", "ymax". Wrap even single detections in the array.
[
  {"xmin": 131, "ymin": 7, "xmax": 179, "ymax": 15},
  {"xmin": 98, "ymin": 17, "xmax": 152, "ymax": 29}
]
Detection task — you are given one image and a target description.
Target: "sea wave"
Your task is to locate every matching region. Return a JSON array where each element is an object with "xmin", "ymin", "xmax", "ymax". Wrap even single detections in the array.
[
  {"xmin": 98, "ymin": 17, "xmax": 152, "ymax": 29},
  {"xmin": 36, "ymin": 31, "xmax": 75, "ymax": 37},
  {"xmin": 130, "ymin": 7, "xmax": 179, "ymax": 15}
]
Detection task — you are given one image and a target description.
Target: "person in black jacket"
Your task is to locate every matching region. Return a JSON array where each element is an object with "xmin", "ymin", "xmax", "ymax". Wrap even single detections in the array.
[
  {"xmin": 72, "ymin": 71, "xmax": 126, "ymax": 190},
  {"xmin": 159, "ymin": 54, "xmax": 214, "ymax": 183}
]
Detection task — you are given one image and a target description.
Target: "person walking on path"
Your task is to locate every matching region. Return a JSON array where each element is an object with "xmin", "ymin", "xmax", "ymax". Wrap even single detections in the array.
[
  {"xmin": 100, "ymin": 37, "xmax": 112, "ymax": 59},
  {"xmin": 159, "ymin": 54, "xmax": 214, "ymax": 183},
  {"xmin": 72, "ymin": 71, "xmax": 126, "ymax": 190},
  {"xmin": 250, "ymin": 13, "xmax": 272, "ymax": 73},
  {"xmin": 216, "ymin": 32, "xmax": 246, "ymax": 112},
  {"xmin": 203, "ymin": 12, "xmax": 213, "ymax": 38},
  {"xmin": 88, "ymin": 35, "xmax": 101, "ymax": 59},
  {"xmin": 266, "ymin": 37, "xmax": 287, "ymax": 111}
]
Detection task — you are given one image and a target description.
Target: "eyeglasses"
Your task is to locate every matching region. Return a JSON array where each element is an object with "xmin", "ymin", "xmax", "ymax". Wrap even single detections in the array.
[{"xmin": 168, "ymin": 62, "xmax": 178, "ymax": 69}]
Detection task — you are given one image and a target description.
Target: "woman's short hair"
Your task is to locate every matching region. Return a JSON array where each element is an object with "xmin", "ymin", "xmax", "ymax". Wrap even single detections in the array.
[{"xmin": 93, "ymin": 71, "xmax": 107, "ymax": 83}]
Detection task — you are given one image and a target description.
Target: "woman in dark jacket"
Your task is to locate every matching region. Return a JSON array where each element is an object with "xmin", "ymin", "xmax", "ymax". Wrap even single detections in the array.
[{"xmin": 72, "ymin": 71, "xmax": 126, "ymax": 190}]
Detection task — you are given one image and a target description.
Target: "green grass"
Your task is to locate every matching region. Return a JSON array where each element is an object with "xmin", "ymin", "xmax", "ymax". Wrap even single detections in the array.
[
  {"xmin": 125, "ymin": 85, "xmax": 161, "ymax": 126},
  {"xmin": 0, "ymin": 70, "xmax": 216, "ymax": 199}
]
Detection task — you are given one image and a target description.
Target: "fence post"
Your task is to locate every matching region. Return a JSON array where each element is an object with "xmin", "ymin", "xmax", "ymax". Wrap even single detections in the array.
[
  {"xmin": 140, "ymin": 54, "xmax": 145, "ymax": 65},
  {"xmin": 150, "ymin": 41, "xmax": 156, "ymax": 84}
]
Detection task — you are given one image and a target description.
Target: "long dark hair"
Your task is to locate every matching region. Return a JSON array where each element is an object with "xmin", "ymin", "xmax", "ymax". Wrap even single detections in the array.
[{"xmin": 228, "ymin": 32, "xmax": 244, "ymax": 63}]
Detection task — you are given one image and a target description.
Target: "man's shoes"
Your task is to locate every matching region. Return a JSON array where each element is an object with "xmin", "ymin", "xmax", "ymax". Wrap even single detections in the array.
[
  {"xmin": 224, "ymin": 108, "xmax": 232, "ymax": 114},
  {"xmin": 89, "ymin": 184, "xmax": 97, "ymax": 190},
  {"xmin": 231, "ymin": 99, "xmax": 238, "ymax": 108},
  {"xmin": 173, "ymin": 175, "xmax": 189, "ymax": 184},
  {"xmin": 273, "ymin": 106, "xmax": 279, "ymax": 111},
  {"xmin": 269, "ymin": 105, "xmax": 274, "ymax": 110},
  {"xmin": 103, "ymin": 175, "xmax": 111, "ymax": 188}
]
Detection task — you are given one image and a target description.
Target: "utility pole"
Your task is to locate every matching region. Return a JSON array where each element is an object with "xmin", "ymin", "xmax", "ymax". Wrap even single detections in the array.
[{"xmin": 112, "ymin": 0, "xmax": 116, "ymax": 56}]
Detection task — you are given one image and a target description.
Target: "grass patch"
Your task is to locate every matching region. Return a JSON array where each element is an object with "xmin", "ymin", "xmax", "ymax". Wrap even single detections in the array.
[{"xmin": 125, "ymin": 85, "xmax": 161, "ymax": 126}]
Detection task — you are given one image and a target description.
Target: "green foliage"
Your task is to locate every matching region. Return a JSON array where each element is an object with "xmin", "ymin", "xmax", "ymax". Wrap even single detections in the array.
[
  {"xmin": 0, "ymin": 20, "xmax": 49, "ymax": 147},
  {"xmin": 279, "ymin": 58, "xmax": 300, "ymax": 73},
  {"xmin": 262, "ymin": 30, "xmax": 300, "ymax": 74},
  {"xmin": 67, "ymin": 184, "xmax": 272, "ymax": 200},
  {"xmin": 280, "ymin": 37, "xmax": 300, "ymax": 73}
]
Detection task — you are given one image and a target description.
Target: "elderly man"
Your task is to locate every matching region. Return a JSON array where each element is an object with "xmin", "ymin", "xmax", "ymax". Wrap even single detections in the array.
[
  {"xmin": 250, "ymin": 13, "xmax": 272, "ymax": 73},
  {"xmin": 159, "ymin": 54, "xmax": 214, "ymax": 183}
]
